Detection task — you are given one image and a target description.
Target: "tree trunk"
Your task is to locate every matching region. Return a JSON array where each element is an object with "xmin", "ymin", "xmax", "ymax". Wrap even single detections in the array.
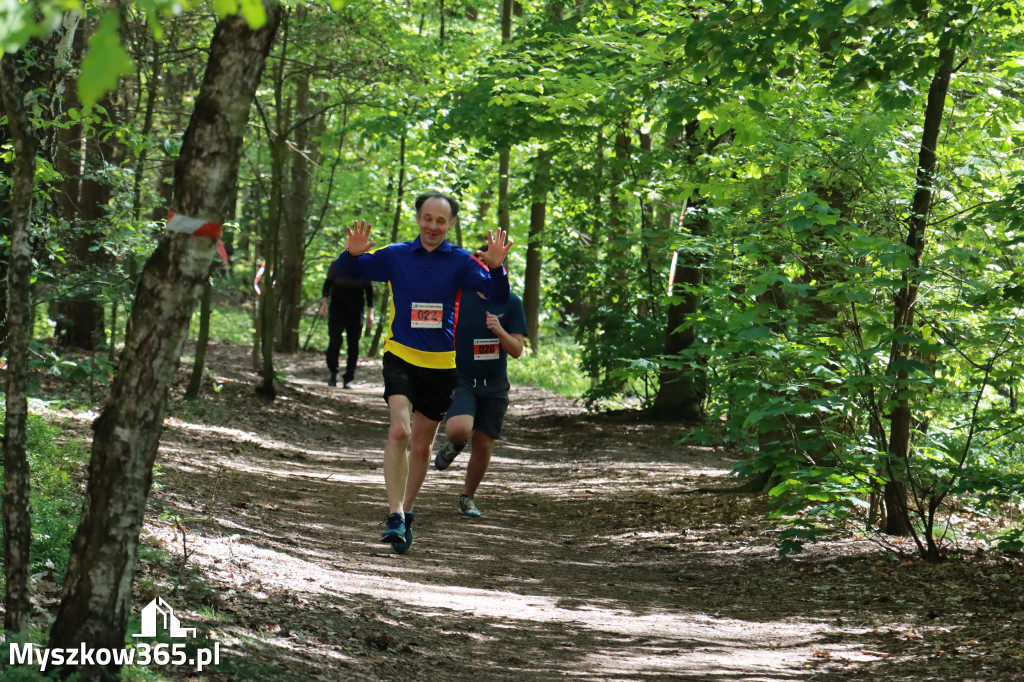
[
  {"xmin": 278, "ymin": 66, "xmax": 318, "ymax": 353},
  {"xmin": 652, "ymin": 122, "xmax": 709, "ymax": 421},
  {"xmin": 523, "ymin": 148, "xmax": 550, "ymax": 352},
  {"xmin": 651, "ymin": 213, "xmax": 707, "ymax": 421},
  {"xmin": 257, "ymin": 8, "xmax": 289, "ymax": 397},
  {"xmin": 1, "ymin": 50, "xmax": 38, "ymax": 635},
  {"xmin": 185, "ymin": 278, "xmax": 214, "ymax": 400},
  {"xmin": 53, "ymin": 16, "xmax": 116, "ymax": 352},
  {"xmin": 0, "ymin": 89, "xmax": 9, "ymax": 357},
  {"xmin": 369, "ymin": 132, "xmax": 407, "ymax": 357},
  {"xmin": 48, "ymin": 7, "xmax": 281, "ymax": 678},
  {"xmin": 498, "ymin": 148, "xmax": 511, "ymax": 234},
  {"xmin": 882, "ymin": 46, "xmax": 955, "ymax": 539},
  {"xmin": 495, "ymin": 0, "xmax": 513, "ymax": 237}
]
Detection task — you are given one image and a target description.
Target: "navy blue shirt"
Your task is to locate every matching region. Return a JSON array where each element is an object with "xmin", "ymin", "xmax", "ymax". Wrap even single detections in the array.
[{"xmin": 453, "ymin": 292, "xmax": 527, "ymax": 379}]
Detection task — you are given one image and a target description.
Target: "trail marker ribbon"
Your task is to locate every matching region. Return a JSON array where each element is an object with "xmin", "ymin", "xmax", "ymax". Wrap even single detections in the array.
[{"xmin": 167, "ymin": 211, "xmax": 229, "ymax": 264}]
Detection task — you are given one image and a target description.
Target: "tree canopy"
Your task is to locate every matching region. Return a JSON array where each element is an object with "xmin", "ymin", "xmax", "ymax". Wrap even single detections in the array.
[{"xmin": 4, "ymin": 0, "xmax": 1024, "ymax": 580}]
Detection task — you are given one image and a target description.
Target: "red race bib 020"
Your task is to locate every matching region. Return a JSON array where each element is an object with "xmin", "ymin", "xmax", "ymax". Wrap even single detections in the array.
[{"xmin": 473, "ymin": 338, "xmax": 500, "ymax": 360}]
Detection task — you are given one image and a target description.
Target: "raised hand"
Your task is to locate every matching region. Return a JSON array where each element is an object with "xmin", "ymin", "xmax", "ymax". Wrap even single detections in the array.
[
  {"xmin": 479, "ymin": 228, "xmax": 513, "ymax": 269},
  {"xmin": 345, "ymin": 220, "xmax": 376, "ymax": 257}
]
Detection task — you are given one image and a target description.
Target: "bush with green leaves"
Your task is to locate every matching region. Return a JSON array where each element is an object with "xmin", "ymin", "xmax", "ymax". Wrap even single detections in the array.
[{"xmin": 507, "ymin": 333, "xmax": 589, "ymax": 398}]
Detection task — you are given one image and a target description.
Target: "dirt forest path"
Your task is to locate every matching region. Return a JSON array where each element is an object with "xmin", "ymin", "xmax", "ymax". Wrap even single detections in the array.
[{"xmin": 119, "ymin": 341, "xmax": 1021, "ymax": 681}]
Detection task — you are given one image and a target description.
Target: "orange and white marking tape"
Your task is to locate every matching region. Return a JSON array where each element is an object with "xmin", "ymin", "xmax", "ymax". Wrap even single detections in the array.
[
  {"xmin": 254, "ymin": 260, "xmax": 266, "ymax": 295},
  {"xmin": 167, "ymin": 211, "xmax": 228, "ymax": 263}
]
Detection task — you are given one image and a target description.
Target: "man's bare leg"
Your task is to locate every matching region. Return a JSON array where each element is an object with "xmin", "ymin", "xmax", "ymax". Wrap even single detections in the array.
[
  {"xmin": 463, "ymin": 430, "xmax": 494, "ymax": 497},
  {"xmin": 444, "ymin": 414, "xmax": 474, "ymax": 451},
  {"xmin": 403, "ymin": 411, "xmax": 441, "ymax": 511},
  {"xmin": 384, "ymin": 394, "xmax": 414, "ymax": 514}
]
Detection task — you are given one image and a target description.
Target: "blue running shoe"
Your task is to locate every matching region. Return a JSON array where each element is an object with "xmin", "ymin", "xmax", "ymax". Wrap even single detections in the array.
[
  {"xmin": 380, "ymin": 512, "xmax": 406, "ymax": 543},
  {"xmin": 392, "ymin": 510, "xmax": 414, "ymax": 554},
  {"xmin": 434, "ymin": 441, "xmax": 459, "ymax": 471},
  {"xmin": 458, "ymin": 494, "xmax": 482, "ymax": 518}
]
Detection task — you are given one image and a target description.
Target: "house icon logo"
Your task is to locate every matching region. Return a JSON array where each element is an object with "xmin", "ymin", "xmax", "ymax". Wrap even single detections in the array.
[{"xmin": 135, "ymin": 597, "xmax": 197, "ymax": 639}]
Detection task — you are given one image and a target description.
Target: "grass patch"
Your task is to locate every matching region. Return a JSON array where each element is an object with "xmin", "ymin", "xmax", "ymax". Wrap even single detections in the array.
[
  {"xmin": 0, "ymin": 409, "xmax": 89, "ymax": 584},
  {"xmin": 192, "ymin": 304, "xmax": 331, "ymax": 353},
  {"xmin": 508, "ymin": 335, "xmax": 587, "ymax": 398}
]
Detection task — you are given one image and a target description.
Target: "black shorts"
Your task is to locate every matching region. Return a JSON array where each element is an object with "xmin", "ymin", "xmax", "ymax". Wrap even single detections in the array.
[
  {"xmin": 446, "ymin": 374, "xmax": 510, "ymax": 440},
  {"xmin": 381, "ymin": 352, "xmax": 457, "ymax": 422}
]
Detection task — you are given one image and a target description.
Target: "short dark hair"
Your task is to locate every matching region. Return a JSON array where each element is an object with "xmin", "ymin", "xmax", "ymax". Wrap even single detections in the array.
[{"xmin": 415, "ymin": 191, "xmax": 460, "ymax": 219}]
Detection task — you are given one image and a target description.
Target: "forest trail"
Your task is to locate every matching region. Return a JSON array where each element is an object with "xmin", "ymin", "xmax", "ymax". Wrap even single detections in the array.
[{"xmin": 86, "ymin": 341, "xmax": 1019, "ymax": 681}]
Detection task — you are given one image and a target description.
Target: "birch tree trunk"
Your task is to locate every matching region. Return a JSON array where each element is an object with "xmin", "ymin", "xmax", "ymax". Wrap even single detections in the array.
[{"xmin": 48, "ymin": 6, "xmax": 281, "ymax": 678}]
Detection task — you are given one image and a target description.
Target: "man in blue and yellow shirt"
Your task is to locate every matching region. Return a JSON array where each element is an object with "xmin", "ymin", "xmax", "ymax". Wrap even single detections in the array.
[{"xmin": 333, "ymin": 191, "xmax": 512, "ymax": 551}]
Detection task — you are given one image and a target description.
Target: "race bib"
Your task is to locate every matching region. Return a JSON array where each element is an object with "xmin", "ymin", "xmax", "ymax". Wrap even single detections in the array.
[
  {"xmin": 473, "ymin": 338, "xmax": 501, "ymax": 360},
  {"xmin": 411, "ymin": 302, "xmax": 444, "ymax": 328}
]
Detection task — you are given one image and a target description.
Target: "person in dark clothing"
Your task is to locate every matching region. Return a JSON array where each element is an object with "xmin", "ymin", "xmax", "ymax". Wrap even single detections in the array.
[
  {"xmin": 433, "ymin": 245, "xmax": 527, "ymax": 518},
  {"xmin": 320, "ymin": 262, "xmax": 374, "ymax": 388}
]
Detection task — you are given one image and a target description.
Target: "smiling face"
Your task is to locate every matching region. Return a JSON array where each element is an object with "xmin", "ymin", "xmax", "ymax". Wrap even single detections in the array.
[{"xmin": 416, "ymin": 197, "xmax": 453, "ymax": 252}]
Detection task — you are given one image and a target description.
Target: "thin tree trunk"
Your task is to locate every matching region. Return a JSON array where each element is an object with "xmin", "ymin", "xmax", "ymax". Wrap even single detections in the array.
[
  {"xmin": 48, "ymin": 7, "xmax": 280, "ymax": 679},
  {"xmin": 370, "ymin": 132, "xmax": 407, "ymax": 357},
  {"xmin": 257, "ymin": 9, "xmax": 289, "ymax": 398},
  {"xmin": 53, "ymin": 16, "xmax": 116, "ymax": 352},
  {"xmin": 496, "ymin": 0, "xmax": 513, "ymax": 237},
  {"xmin": 652, "ymin": 122, "xmax": 710, "ymax": 421},
  {"xmin": 523, "ymin": 148, "xmax": 550, "ymax": 352},
  {"xmin": 498, "ymin": 148, "xmax": 511, "ymax": 234},
  {"xmin": 185, "ymin": 278, "xmax": 214, "ymax": 400},
  {"xmin": 278, "ymin": 65, "xmax": 317, "ymax": 353},
  {"xmin": 0, "ymin": 103, "xmax": 9, "ymax": 357},
  {"xmin": 1, "ymin": 50, "xmax": 37, "ymax": 635},
  {"xmin": 882, "ymin": 46, "xmax": 956, "ymax": 540}
]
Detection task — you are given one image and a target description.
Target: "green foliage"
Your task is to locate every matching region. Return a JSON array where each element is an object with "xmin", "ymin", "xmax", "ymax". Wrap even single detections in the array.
[
  {"xmin": 507, "ymin": 334, "xmax": 589, "ymax": 398},
  {"xmin": 27, "ymin": 340, "xmax": 117, "ymax": 385},
  {"xmin": 996, "ymin": 528, "xmax": 1024, "ymax": 553},
  {"xmin": 0, "ymin": 628, "xmax": 63, "ymax": 680},
  {"xmin": 78, "ymin": 12, "xmax": 135, "ymax": 109},
  {"xmin": 211, "ymin": 0, "xmax": 267, "ymax": 27},
  {"xmin": 0, "ymin": 409, "xmax": 89, "ymax": 582},
  {"xmin": 0, "ymin": 0, "xmax": 76, "ymax": 54}
]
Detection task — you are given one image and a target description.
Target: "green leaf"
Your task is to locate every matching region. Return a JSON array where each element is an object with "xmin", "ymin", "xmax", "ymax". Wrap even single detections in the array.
[
  {"xmin": 736, "ymin": 325, "xmax": 773, "ymax": 341},
  {"xmin": 843, "ymin": 0, "xmax": 887, "ymax": 16},
  {"xmin": 239, "ymin": 0, "xmax": 267, "ymax": 28},
  {"xmin": 78, "ymin": 12, "xmax": 135, "ymax": 110},
  {"xmin": 210, "ymin": 0, "xmax": 268, "ymax": 27},
  {"xmin": 0, "ymin": 1, "xmax": 36, "ymax": 53},
  {"xmin": 211, "ymin": 0, "xmax": 237, "ymax": 18}
]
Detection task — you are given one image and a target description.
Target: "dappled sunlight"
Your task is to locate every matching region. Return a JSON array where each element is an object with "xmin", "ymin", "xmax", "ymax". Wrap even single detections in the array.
[
  {"xmin": 129, "ymin": 344, "xmax": 1008, "ymax": 680},
  {"xmin": 153, "ymin": 516, "xmax": 848, "ymax": 681}
]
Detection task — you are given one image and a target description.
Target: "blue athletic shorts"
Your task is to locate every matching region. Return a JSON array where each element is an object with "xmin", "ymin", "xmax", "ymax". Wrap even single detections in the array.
[
  {"xmin": 446, "ymin": 374, "xmax": 511, "ymax": 439},
  {"xmin": 382, "ymin": 352, "xmax": 456, "ymax": 422}
]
